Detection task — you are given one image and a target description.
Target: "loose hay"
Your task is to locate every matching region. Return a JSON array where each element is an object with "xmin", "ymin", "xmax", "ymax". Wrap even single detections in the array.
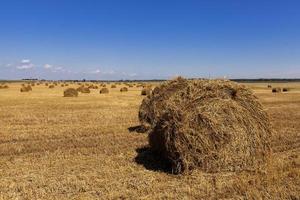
[
  {"xmin": 139, "ymin": 77, "xmax": 272, "ymax": 174},
  {"xmin": 63, "ymin": 88, "xmax": 78, "ymax": 97},
  {"xmin": 100, "ymin": 88, "xmax": 109, "ymax": 94}
]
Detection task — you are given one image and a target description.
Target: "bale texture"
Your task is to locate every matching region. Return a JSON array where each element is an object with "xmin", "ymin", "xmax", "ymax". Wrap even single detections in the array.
[
  {"xmin": 139, "ymin": 77, "xmax": 272, "ymax": 174},
  {"xmin": 63, "ymin": 88, "xmax": 78, "ymax": 97},
  {"xmin": 100, "ymin": 88, "xmax": 109, "ymax": 94}
]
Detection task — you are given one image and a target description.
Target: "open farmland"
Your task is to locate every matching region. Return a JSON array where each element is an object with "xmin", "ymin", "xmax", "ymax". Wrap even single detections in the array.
[{"xmin": 0, "ymin": 81, "xmax": 299, "ymax": 199}]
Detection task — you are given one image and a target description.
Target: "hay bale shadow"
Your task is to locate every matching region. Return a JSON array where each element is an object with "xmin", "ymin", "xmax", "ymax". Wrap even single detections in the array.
[
  {"xmin": 135, "ymin": 146, "xmax": 172, "ymax": 173},
  {"xmin": 128, "ymin": 125, "xmax": 148, "ymax": 133}
]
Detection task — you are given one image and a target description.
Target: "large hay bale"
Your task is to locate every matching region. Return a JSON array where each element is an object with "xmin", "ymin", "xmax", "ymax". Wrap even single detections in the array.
[
  {"xmin": 120, "ymin": 87, "xmax": 128, "ymax": 92},
  {"xmin": 63, "ymin": 88, "xmax": 78, "ymax": 97},
  {"xmin": 99, "ymin": 88, "xmax": 109, "ymax": 94},
  {"xmin": 272, "ymin": 87, "xmax": 281, "ymax": 93},
  {"xmin": 111, "ymin": 84, "xmax": 116, "ymax": 88},
  {"xmin": 139, "ymin": 77, "xmax": 271, "ymax": 174}
]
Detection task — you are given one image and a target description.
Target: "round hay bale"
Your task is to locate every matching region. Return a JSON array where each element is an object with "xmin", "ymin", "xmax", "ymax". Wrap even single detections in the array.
[
  {"xmin": 120, "ymin": 87, "xmax": 128, "ymax": 92},
  {"xmin": 282, "ymin": 88, "xmax": 289, "ymax": 92},
  {"xmin": 20, "ymin": 85, "xmax": 32, "ymax": 92},
  {"xmin": 63, "ymin": 88, "xmax": 78, "ymax": 97},
  {"xmin": 139, "ymin": 77, "xmax": 271, "ymax": 174},
  {"xmin": 0, "ymin": 85, "xmax": 9, "ymax": 89},
  {"xmin": 272, "ymin": 87, "xmax": 281, "ymax": 93},
  {"xmin": 78, "ymin": 87, "xmax": 90, "ymax": 93},
  {"xmin": 100, "ymin": 88, "xmax": 109, "ymax": 94},
  {"xmin": 49, "ymin": 85, "xmax": 55, "ymax": 89},
  {"xmin": 111, "ymin": 84, "xmax": 116, "ymax": 88},
  {"xmin": 267, "ymin": 85, "xmax": 272, "ymax": 88},
  {"xmin": 141, "ymin": 88, "xmax": 152, "ymax": 96},
  {"xmin": 45, "ymin": 83, "xmax": 49, "ymax": 86}
]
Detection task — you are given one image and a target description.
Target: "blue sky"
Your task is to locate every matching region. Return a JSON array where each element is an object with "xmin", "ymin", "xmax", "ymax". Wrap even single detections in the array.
[{"xmin": 0, "ymin": 0, "xmax": 300, "ymax": 80}]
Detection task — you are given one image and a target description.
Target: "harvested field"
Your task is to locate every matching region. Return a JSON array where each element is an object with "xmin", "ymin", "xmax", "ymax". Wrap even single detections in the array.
[{"xmin": 0, "ymin": 81, "xmax": 299, "ymax": 199}]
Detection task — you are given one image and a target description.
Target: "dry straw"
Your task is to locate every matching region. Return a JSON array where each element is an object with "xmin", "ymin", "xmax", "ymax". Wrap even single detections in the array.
[
  {"xmin": 63, "ymin": 88, "xmax": 78, "ymax": 97},
  {"xmin": 100, "ymin": 88, "xmax": 109, "ymax": 94},
  {"xmin": 139, "ymin": 77, "xmax": 272, "ymax": 174}
]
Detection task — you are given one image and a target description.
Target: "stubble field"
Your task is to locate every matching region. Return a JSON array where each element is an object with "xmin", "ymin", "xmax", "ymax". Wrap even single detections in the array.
[{"xmin": 0, "ymin": 81, "xmax": 299, "ymax": 199}]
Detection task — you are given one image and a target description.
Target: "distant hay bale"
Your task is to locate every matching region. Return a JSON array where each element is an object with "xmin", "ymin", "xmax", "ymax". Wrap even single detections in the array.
[
  {"xmin": 99, "ymin": 88, "xmax": 109, "ymax": 94},
  {"xmin": 111, "ymin": 84, "xmax": 116, "ymax": 88},
  {"xmin": 141, "ymin": 87, "xmax": 152, "ymax": 96},
  {"xmin": 0, "ymin": 85, "xmax": 9, "ymax": 89},
  {"xmin": 267, "ymin": 85, "xmax": 272, "ymax": 88},
  {"xmin": 49, "ymin": 85, "xmax": 55, "ymax": 89},
  {"xmin": 77, "ymin": 87, "xmax": 90, "ymax": 93},
  {"xmin": 63, "ymin": 88, "xmax": 78, "ymax": 97},
  {"xmin": 272, "ymin": 87, "xmax": 281, "ymax": 93},
  {"xmin": 282, "ymin": 88, "xmax": 289, "ymax": 92},
  {"xmin": 120, "ymin": 87, "xmax": 128, "ymax": 92},
  {"xmin": 139, "ymin": 77, "xmax": 271, "ymax": 174},
  {"xmin": 20, "ymin": 85, "xmax": 32, "ymax": 92},
  {"xmin": 45, "ymin": 83, "xmax": 49, "ymax": 86},
  {"xmin": 61, "ymin": 84, "xmax": 65, "ymax": 87}
]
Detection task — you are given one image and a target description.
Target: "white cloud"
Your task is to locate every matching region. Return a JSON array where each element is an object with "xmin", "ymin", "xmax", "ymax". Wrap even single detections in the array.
[
  {"xmin": 44, "ymin": 64, "xmax": 53, "ymax": 69},
  {"xmin": 17, "ymin": 59, "xmax": 34, "ymax": 70},
  {"xmin": 21, "ymin": 59, "xmax": 30, "ymax": 63},
  {"xmin": 90, "ymin": 69, "xmax": 101, "ymax": 74}
]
